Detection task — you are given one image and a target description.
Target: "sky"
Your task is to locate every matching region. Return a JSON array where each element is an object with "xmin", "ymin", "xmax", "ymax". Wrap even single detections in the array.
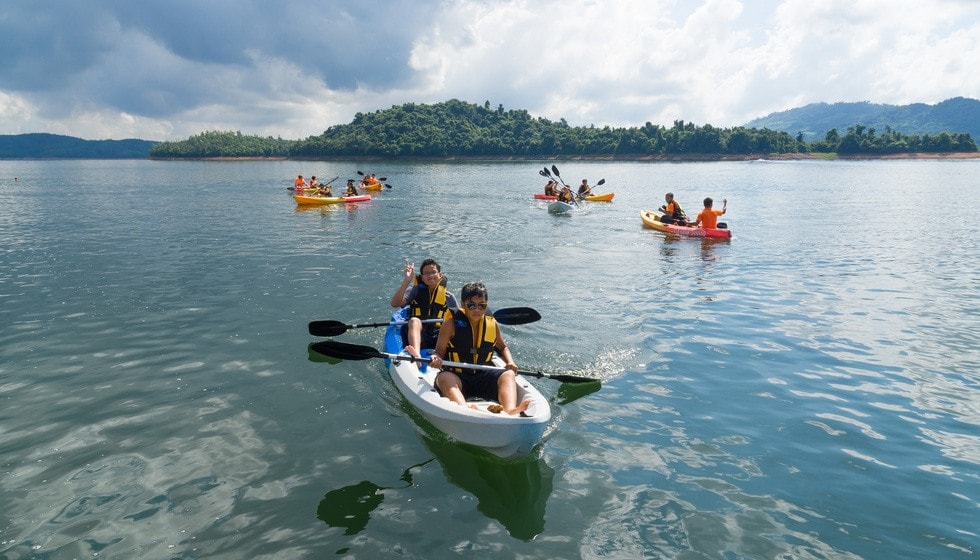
[{"xmin": 1, "ymin": 0, "xmax": 977, "ymax": 141}]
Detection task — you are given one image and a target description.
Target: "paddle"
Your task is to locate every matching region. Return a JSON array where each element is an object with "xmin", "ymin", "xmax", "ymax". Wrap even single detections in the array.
[
  {"xmin": 311, "ymin": 340, "xmax": 598, "ymax": 384},
  {"xmin": 357, "ymin": 170, "xmax": 392, "ymax": 189},
  {"xmin": 549, "ymin": 165, "xmax": 578, "ymax": 207},
  {"xmin": 309, "ymin": 306, "xmax": 543, "ymax": 337}
]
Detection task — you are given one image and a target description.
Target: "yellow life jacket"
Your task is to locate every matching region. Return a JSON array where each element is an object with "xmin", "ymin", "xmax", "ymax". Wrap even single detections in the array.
[
  {"xmin": 445, "ymin": 309, "xmax": 498, "ymax": 370},
  {"xmin": 409, "ymin": 276, "xmax": 450, "ymax": 329}
]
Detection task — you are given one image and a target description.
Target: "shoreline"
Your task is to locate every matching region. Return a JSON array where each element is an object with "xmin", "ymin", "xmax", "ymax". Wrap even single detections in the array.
[{"xmin": 154, "ymin": 152, "xmax": 980, "ymax": 162}]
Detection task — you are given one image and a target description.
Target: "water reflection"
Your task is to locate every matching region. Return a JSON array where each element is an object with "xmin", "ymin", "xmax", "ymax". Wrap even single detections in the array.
[
  {"xmin": 316, "ymin": 459, "xmax": 433, "ymax": 536},
  {"xmin": 421, "ymin": 433, "xmax": 554, "ymax": 541},
  {"xmin": 316, "ymin": 435, "xmax": 555, "ymax": 541}
]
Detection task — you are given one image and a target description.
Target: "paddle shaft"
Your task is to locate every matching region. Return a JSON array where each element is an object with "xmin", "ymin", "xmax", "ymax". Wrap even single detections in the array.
[{"xmin": 382, "ymin": 350, "xmax": 593, "ymax": 382}]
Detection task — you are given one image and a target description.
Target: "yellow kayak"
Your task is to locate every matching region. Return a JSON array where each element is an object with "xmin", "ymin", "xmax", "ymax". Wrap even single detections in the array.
[
  {"xmin": 583, "ymin": 192, "xmax": 614, "ymax": 202},
  {"xmin": 294, "ymin": 194, "xmax": 372, "ymax": 205}
]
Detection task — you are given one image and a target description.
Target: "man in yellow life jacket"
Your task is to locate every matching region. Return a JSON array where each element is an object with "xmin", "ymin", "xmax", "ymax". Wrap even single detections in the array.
[
  {"xmin": 429, "ymin": 282, "xmax": 531, "ymax": 416},
  {"xmin": 658, "ymin": 192, "xmax": 688, "ymax": 225},
  {"xmin": 390, "ymin": 258, "xmax": 458, "ymax": 359}
]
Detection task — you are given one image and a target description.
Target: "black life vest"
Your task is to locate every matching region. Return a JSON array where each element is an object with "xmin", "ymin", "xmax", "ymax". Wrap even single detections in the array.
[
  {"xmin": 409, "ymin": 276, "xmax": 450, "ymax": 328},
  {"xmin": 446, "ymin": 309, "xmax": 498, "ymax": 368}
]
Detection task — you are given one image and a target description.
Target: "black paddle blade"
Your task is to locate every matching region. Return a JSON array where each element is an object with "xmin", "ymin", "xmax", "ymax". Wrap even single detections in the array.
[
  {"xmin": 521, "ymin": 369, "xmax": 598, "ymax": 384},
  {"xmin": 378, "ymin": 177, "xmax": 387, "ymax": 181},
  {"xmin": 310, "ymin": 340, "xmax": 383, "ymax": 361},
  {"xmin": 308, "ymin": 320, "xmax": 348, "ymax": 337},
  {"xmin": 492, "ymin": 307, "xmax": 542, "ymax": 325},
  {"xmin": 596, "ymin": 178, "xmax": 605, "ymax": 186},
  {"xmin": 308, "ymin": 342, "xmax": 343, "ymax": 364},
  {"xmin": 356, "ymin": 170, "xmax": 365, "ymax": 176},
  {"xmin": 538, "ymin": 170, "xmax": 549, "ymax": 177},
  {"xmin": 384, "ymin": 183, "xmax": 393, "ymax": 189},
  {"xmin": 551, "ymin": 165, "xmax": 560, "ymax": 177},
  {"xmin": 556, "ymin": 379, "xmax": 602, "ymax": 403}
]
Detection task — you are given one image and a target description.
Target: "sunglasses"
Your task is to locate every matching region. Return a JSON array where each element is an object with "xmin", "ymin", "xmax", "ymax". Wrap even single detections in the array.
[{"xmin": 464, "ymin": 302, "xmax": 488, "ymax": 310}]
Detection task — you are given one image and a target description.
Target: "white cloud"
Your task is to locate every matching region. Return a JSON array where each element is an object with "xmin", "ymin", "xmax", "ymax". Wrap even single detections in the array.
[{"xmin": 0, "ymin": 0, "xmax": 976, "ymax": 140}]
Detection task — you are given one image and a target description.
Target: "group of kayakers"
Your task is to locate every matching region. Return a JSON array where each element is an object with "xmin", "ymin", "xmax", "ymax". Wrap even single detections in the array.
[
  {"xmin": 294, "ymin": 175, "xmax": 336, "ymax": 196},
  {"xmin": 543, "ymin": 178, "xmax": 595, "ymax": 201},
  {"xmin": 391, "ymin": 258, "xmax": 530, "ymax": 416},
  {"xmin": 655, "ymin": 192, "xmax": 727, "ymax": 228},
  {"xmin": 293, "ymin": 173, "xmax": 382, "ymax": 197},
  {"xmin": 540, "ymin": 174, "xmax": 728, "ymax": 229}
]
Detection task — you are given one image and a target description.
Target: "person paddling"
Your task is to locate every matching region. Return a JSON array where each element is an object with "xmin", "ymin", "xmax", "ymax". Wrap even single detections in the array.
[
  {"xmin": 692, "ymin": 197, "xmax": 727, "ymax": 229},
  {"xmin": 657, "ymin": 192, "xmax": 687, "ymax": 225},
  {"xmin": 429, "ymin": 282, "xmax": 531, "ymax": 416}
]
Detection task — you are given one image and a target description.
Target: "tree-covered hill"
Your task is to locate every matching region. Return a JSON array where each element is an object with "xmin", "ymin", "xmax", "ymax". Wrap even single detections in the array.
[
  {"xmin": 0, "ymin": 133, "xmax": 157, "ymax": 158},
  {"xmin": 153, "ymin": 99, "xmax": 801, "ymax": 159},
  {"xmin": 4, "ymin": 99, "xmax": 976, "ymax": 159},
  {"xmin": 743, "ymin": 97, "xmax": 980, "ymax": 142}
]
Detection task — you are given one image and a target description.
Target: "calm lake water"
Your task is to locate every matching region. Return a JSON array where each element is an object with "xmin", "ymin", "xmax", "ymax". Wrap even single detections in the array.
[{"xmin": 1, "ymin": 157, "xmax": 977, "ymax": 559}]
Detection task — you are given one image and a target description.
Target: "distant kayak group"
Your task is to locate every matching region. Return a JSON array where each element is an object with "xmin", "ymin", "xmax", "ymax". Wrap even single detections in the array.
[
  {"xmin": 536, "ymin": 165, "xmax": 732, "ymax": 237},
  {"xmin": 288, "ymin": 164, "xmax": 733, "ymax": 238},
  {"xmin": 290, "ymin": 171, "xmax": 390, "ymax": 205}
]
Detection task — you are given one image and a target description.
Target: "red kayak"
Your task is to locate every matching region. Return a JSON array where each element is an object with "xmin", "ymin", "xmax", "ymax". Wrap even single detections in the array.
[
  {"xmin": 534, "ymin": 193, "xmax": 558, "ymax": 200},
  {"xmin": 640, "ymin": 209, "xmax": 732, "ymax": 239}
]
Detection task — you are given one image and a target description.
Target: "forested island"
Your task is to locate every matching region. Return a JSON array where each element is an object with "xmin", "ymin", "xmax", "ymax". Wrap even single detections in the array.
[{"xmin": 149, "ymin": 100, "xmax": 977, "ymax": 160}]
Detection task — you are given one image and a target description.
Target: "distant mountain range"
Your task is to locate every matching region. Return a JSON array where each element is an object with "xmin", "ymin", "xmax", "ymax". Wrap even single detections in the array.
[
  {"xmin": 742, "ymin": 97, "xmax": 979, "ymax": 142},
  {"xmin": 2, "ymin": 97, "xmax": 977, "ymax": 158},
  {"xmin": 0, "ymin": 133, "xmax": 157, "ymax": 159}
]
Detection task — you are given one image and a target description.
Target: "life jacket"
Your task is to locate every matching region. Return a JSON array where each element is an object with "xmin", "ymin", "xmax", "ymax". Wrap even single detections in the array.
[
  {"xmin": 409, "ymin": 276, "xmax": 450, "ymax": 328},
  {"xmin": 445, "ymin": 309, "xmax": 498, "ymax": 369},
  {"xmin": 667, "ymin": 200, "xmax": 687, "ymax": 220}
]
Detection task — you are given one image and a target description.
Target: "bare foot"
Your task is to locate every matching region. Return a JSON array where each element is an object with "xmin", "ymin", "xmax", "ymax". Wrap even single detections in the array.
[
  {"xmin": 507, "ymin": 399, "xmax": 531, "ymax": 415},
  {"xmin": 403, "ymin": 345, "xmax": 421, "ymax": 359}
]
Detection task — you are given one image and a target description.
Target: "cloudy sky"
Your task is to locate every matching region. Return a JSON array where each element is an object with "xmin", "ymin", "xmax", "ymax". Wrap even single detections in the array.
[{"xmin": 1, "ymin": 0, "xmax": 977, "ymax": 141}]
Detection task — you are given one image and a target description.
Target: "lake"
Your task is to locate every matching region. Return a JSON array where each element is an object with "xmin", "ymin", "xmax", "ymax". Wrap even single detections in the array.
[{"xmin": 1, "ymin": 157, "xmax": 977, "ymax": 559}]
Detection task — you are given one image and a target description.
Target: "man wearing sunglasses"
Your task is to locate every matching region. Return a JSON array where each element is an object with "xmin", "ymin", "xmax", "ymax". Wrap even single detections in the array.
[{"xmin": 429, "ymin": 282, "xmax": 530, "ymax": 415}]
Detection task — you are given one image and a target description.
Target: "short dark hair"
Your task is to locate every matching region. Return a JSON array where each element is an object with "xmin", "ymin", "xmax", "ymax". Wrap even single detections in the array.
[
  {"xmin": 703, "ymin": 197, "xmax": 713, "ymax": 207},
  {"xmin": 461, "ymin": 281, "xmax": 487, "ymax": 302},
  {"xmin": 420, "ymin": 258, "xmax": 441, "ymax": 273}
]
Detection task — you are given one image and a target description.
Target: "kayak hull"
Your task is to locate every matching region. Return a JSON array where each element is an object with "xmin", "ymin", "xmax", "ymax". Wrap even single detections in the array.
[
  {"xmin": 584, "ymin": 192, "xmax": 614, "ymax": 202},
  {"xmin": 294, "ymin": 194, "xmax": 372, "ymax": 205},
  {"xmin": 360, "ymin": 183, "xmax": 383, "ymax": 192},
  {"xmin": 384, "ymin": 308, "xmax": 551, "ymax": 459},
  {"xmin": 548, "ymin": 201, "xmax": 575, "ymax": 214},
  {"xmin": 640, "ymin": 209, "xmax": 732, "ymax": 239},
  {"xmin": 535, "ymin": 192, "xmax": 614, "ymax": 202}
]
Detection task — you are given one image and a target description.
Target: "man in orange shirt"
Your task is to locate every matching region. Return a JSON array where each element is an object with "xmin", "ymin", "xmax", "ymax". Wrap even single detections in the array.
[{"xmin": 693, "ymin": 197, "xmax": 727, "ymax": 229}]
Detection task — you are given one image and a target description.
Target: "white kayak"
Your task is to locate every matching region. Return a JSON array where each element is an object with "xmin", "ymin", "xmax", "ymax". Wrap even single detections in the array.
[
  {"xmin": 383, "ymin": 307, "xmax": 551, "ymax": 459},
  {"xmin": 547, "ymin": 200, "xmax": 575, "ymax": 214}
]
